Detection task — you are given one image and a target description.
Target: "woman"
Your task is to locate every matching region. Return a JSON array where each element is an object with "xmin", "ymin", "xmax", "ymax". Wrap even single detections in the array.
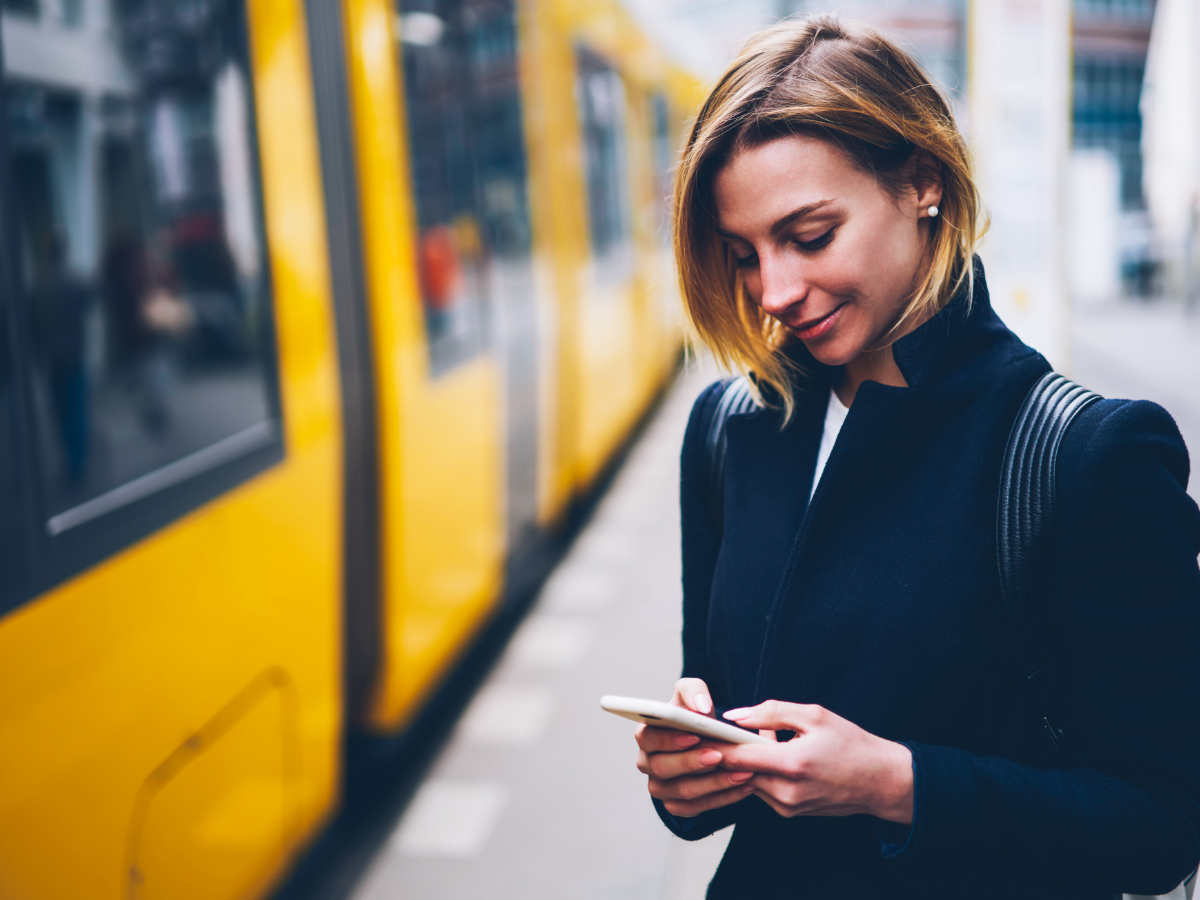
[{"xmin": 634, "ymin": 16, "xmax": 1200, "ymax": 899}]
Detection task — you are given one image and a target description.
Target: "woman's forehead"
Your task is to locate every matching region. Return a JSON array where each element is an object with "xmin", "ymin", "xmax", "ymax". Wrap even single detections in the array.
[{"xmin": 712, "ymin": 135, "xmax": 872, "ymax": 236}]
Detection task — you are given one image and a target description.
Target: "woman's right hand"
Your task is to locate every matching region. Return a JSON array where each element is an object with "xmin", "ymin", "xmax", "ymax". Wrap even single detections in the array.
[{"xmin": 635, "ymin": 678, "xmax": 755, "ymax": 817}]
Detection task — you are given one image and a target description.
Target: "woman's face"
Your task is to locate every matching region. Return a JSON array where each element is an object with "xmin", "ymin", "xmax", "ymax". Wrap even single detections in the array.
[{"xmin": 712, "ymin": 134, "xmax": 939, "ymax": 368}]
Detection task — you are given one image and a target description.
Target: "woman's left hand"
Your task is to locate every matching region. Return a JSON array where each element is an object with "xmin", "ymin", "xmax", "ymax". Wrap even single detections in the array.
[{"xmin": 718, "ymin": 700, "xmax": 914, "ymax": 824}]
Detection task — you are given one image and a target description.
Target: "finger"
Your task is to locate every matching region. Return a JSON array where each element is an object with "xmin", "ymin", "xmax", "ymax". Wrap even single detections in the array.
[
  {"xmin": 659, "ymin": 782, "xmax": 756, "ymax": 817},
  {"xmin": 723, "ymin": 699, "xmax": 826, "ymax": 732},
  {"xmin": 717, "ymin": 742, "xmax": 806, "ymax": 779},
  {"xmin": 636, "ymin": 740, "xmax": 726, "ymax": 775},
  {"xmin": 648, "ymin": 768, "xmax": 754, "ymax": 803},
  {"xmin": 635, "ymin": 724, "xmax": 702, "ymax": 753},
  {"xmin": 673, "ymin": 678, "xmax": 713, "ymax": 715},
  {"xmin": 646, "ymin": 745, "xmax": 726, "ymax": 781}
]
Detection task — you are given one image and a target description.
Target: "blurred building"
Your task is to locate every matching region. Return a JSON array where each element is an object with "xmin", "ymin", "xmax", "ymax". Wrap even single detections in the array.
[
  {"xmin": 1073, "ymin": 0, "xmax": 1155, "ymax": 209},
  {"xmin": 621, "ymin": 0, "xmax": 968, "ymax": 107},
  {"xmin": 1070, "ymin": 0, "xmax": 1156, "ymax": 298},
  {"xmin": 619, "ymin": 0, "xmax": 782, "ymax": 76},
  {"xmin": 1140, "ymin": 0, "xmax": 1200, "ymax": 305},
  {"xmin": 786, "ymin": 0, "xmax": 967, "ymax": 109}
]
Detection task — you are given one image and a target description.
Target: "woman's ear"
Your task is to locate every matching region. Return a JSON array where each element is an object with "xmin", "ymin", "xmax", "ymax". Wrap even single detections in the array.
[{"xmin": 911, "ymin": 150, "xmax": 943, "ymax": 215}]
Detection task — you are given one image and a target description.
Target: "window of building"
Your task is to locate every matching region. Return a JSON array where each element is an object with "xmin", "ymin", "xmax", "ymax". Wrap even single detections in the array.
[
  {"xmin": 1, "ymin": 0, "xmax": 38, "ymax": 17},
  {"xmin": 0, "ymin": 0, "xmax": 281, "ymax": 588},
  {"xmin": 397, "ymin": 0, "xmax": 531, "ymax": 376},
  {"xmin": 1072, "ymin": 57, "xmax": 1147, "ymax": 207},
  {"xmin": 1074, "ymin": 0, "xmax": 1154, "ymax": 19},
  {"xmin": 576, "ymin": 47, "xmax": 631, "ymax": 275}
]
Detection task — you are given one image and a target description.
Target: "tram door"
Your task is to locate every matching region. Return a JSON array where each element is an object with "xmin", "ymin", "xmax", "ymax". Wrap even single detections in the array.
[
  {"xmin": 395, "ymin": 0, "xmax": 540, "ymax": 555},
  {"xmin": 343, "ymin": 0, "xmax": 536, "ymax": 729}
]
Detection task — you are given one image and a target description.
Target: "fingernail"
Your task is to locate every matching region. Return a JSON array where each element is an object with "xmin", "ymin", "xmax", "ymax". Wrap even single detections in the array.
[
  {"xmin": 741, "ymin": 784, "xmax": 755, "ymax": 793},
  {"xmin": 693, "ymin": 695, "xmax": 712, "ymax": 715},
  {"xmin": 698, "ymin": 749, "xmax": 722, "ymax": 766},
  {"xmin": 675, "ymin": 734, "xmax": 700, "ymax": 748},
  {"xmin": 724, "ymin": 708, "xmax": 750, "ymax": 720},
  {"xmin": 728, "ymin": 771, "xmax": 753, "ymax": 784}
]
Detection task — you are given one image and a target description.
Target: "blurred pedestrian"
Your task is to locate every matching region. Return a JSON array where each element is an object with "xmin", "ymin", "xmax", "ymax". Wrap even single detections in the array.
[
  {"xmin": 633, "ymin": 17, "xmax": 1200, "ymax": 900},
  {"xmin": 32, "ymin": 231, "xmax": 91, "ymax": 482}
]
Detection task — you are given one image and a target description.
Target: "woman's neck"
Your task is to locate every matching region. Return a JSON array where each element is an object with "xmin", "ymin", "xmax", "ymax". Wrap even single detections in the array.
[{"xmin": 835, "ymin": 345, "xmax": 907, "ymax": 407}]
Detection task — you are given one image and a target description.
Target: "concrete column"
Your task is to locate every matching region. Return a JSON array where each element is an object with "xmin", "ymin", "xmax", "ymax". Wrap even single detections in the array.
[{"xmin": 969, "ymin": 0, "xmax": 1072, "ymax": 369}]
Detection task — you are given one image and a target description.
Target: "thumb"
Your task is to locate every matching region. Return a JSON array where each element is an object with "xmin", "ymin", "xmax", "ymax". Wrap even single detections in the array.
[{"xmin": 673, "ymin": 678, "xmax": 713, "ymax": 715}]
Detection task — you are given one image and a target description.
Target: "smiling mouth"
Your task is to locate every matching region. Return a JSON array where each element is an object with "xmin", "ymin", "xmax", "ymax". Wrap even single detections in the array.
[{"xmin": 792, "ymin": 304, "xmax": 844, "ymax": 340}]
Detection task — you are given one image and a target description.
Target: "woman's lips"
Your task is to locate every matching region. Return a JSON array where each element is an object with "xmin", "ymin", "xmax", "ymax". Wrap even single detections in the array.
[{"xmin": 792, "ymin": 304, "xmax": 844, "ymax": 341}]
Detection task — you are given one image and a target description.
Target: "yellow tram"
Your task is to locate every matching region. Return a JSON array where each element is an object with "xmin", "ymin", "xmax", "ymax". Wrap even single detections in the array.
[{"xmin": 0, "ymin": 1, "xmax": 696, "ymax": 897}]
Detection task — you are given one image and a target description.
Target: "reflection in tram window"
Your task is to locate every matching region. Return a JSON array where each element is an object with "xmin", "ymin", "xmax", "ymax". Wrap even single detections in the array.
[
  {"xmin": 398, "ymin": 0, "xmax": 532, "ymax": 376},
  {"xmin": 3, "ymin": 0, "xmax": 278, "ymax": 527},
  {"xmin": 577, "ymin": 47, "xmax": 632, "ymax": 280}
]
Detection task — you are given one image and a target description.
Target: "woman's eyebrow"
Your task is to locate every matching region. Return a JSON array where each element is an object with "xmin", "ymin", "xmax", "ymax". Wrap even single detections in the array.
[
  {"xmin": 714, "ymin": 199, "xmax": 834, "ymax": 242},
  {"xmin": 769, "ymin": 199, "xmax": 833, "ymax": 236}
]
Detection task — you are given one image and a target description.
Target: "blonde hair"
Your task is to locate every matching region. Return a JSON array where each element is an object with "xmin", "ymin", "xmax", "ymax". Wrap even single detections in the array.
[{"xmin": 674, "ymin": 16, "xmax": 985, "ymax": 421}]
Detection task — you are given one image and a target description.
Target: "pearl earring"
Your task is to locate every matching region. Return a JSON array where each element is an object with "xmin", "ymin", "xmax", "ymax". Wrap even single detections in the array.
[{"xmin": 927, "ymin": 205, "xmax": 939, "ymax": 218}]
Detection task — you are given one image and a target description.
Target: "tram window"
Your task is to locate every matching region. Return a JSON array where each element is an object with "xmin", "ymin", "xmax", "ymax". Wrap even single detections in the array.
[
  {"xmin": 398, "ymin": 0, "xmax": 531, "ymax": 376},
  {"xmin": 576, "ymin": 47, "xmax": 632, "ymax": 277},
  {"xmin": 1, "ymin": 0, "xmax": 280, "ymax": 549}
]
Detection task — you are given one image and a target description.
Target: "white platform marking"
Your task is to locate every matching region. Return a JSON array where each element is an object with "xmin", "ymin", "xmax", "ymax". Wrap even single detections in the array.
[
  {"xmin": 393, "ymin": 780, "xmax": 508, "ymax": 858},
  {"xmin": 539, "ymin": 564, "xmax": 617, "ymax": 611},
  {"xmin": 507, "ymin": 617, "xmax": 591, "ymax": 670},
  {"xmin": 457, "ymin": 684, "xmax": 555, "ymax": 746}
]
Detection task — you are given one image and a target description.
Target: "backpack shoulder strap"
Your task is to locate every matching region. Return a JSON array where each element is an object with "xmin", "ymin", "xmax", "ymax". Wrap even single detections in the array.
[
  {"xmin": 998, "ymin": 371, "xmax": 1101, "ymax": 747},
  {"xmin": 703, "ymin": 376, "xmax": 757, "ymax": 533}
]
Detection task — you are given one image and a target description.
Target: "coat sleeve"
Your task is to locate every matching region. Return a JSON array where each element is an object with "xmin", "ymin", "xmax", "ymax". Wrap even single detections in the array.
[
  {"xmin": 652, "ymin": 380, "xmax": 744, "ymax": 841},
  {"xmin": 886, "ymin": 399, "xmax": 1200, "ymax": 895}
]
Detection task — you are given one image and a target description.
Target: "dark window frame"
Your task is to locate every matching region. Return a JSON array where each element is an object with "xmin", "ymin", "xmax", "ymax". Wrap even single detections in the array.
[
  {"xmin": 0, "ymin": 1, "xmax": 286, "ymax": 619},
  {"xmin": 575, "ymin": 44, "xmax": 633, "ymax": 282}
]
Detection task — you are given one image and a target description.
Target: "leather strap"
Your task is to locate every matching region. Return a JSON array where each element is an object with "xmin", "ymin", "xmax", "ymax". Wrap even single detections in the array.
[
  {"xmin": 997, "ymin": 371, "xmax": 1101, "ymax": 747},
  {"xmin": 704, "ymin": 376, "xmax": 757, "ymax": 533}
]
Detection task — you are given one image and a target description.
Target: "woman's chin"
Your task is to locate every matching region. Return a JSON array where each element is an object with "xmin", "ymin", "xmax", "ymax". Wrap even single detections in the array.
[{"xmin": 799, "ymin": 335, "xmax": 862, "ymax": 369}]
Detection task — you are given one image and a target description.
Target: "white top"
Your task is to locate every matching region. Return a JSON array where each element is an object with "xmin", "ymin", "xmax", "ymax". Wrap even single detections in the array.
[{"xmin": 810, "ymin": 387, "xmax": 850, "ymax": 500}]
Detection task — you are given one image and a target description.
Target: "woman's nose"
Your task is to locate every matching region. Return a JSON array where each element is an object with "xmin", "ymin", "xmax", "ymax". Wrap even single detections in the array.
[{"xmin": 756, "ymin": 255, "xmax": 808, "ymax": 319}]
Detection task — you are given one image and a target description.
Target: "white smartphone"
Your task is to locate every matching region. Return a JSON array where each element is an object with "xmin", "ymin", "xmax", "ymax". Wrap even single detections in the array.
[{"xmin": 600, "ymin": 695, "xmax": 773, "ymax": 745}]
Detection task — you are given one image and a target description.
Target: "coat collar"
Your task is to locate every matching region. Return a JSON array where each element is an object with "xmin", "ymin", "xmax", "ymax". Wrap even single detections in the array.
[{"xmin": 776, "ymin": 258, "xmax": 1036, "ymax": 397}]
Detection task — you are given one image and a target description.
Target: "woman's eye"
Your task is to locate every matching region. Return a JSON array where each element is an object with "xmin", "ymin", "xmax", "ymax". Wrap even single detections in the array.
[
  {"xmin": 797, "ymin": 229, "xmax": 835, "ymax": 251},
  {"xmin": 734, "ymin": 252, "xmax": 758, "ymax": 269}
]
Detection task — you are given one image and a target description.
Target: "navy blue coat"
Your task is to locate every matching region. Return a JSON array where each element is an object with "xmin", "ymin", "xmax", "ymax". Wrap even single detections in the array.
[{"xmin": 659, "ymin": 267, "xmax": 1200, "ymax": 899}]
